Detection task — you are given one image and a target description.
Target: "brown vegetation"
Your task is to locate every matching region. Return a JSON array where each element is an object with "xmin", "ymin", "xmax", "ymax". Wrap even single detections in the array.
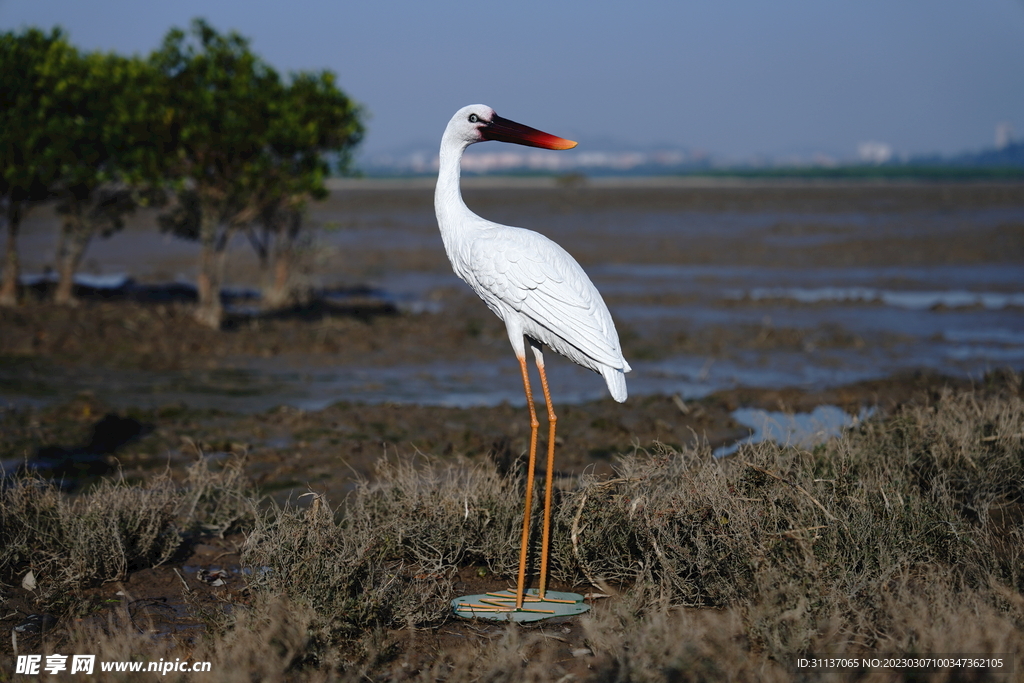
[{"xmin": 1, "ymin": 374, "xmax": 1022, "ymax": 681}]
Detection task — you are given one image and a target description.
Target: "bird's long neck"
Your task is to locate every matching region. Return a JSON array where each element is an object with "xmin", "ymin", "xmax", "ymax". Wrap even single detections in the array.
[{"xmin": 434, "ymin": 135, "xmax": 475, "ymax": 253}]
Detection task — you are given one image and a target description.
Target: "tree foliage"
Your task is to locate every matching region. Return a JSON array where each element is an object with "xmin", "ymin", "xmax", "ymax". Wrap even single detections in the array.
[
  {"xmin": 50, "ymin": 49, "xmax": 170, "ymax": 305},
  {"xmin": 0, "ymin": 27, "xmax": 76, "ymax": 305},
  {"xmin": 0, "ymin": 18, "xmax": 364, "ymax": 319},
  {"xmin": 150, "ymin": 19, "xmax": 283, "ymax": 327},
  {"xmin": 152, "ymin": 19, "xmax": 364, "ymax": 326},
  {"xmin": 251, "ymin": 69, "xmax": 365, "ymax": 308}
]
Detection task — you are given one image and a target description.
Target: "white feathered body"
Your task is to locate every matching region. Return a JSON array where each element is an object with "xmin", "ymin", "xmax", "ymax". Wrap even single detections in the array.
[{"xmin": 435, "ymin": 107, "xmax": 631, "ymax": 401}]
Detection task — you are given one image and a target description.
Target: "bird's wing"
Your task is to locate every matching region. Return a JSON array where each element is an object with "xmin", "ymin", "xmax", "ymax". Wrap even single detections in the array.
[{"xmin": 469, "ymin": 228, "xmax": 625, "ymax": 368}]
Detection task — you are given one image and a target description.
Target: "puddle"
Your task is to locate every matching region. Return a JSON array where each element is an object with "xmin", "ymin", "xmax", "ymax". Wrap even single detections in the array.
[
  {"xmin": 713, "ymin": 405, "xmax": 875, "ymax": 458},
  {"xmin": 943, "ymin": 328, "xmax": 1024, "ymax": 345},
  {"xmin": 125, "ymin": 596, "xmax": 198, "ymax": 637},
  {"xmin": 0, "ymin": 339, "xmax": 1014, "ymax": 413},
  {"xmin": 594, "ymin": 263, "xmax": 1024, "ymax": 298},
  {"xmin": 18, "ymin": 272, "xmax": 441, "ymax": 316},
  {"xmin": 737, "ymin": 286, "xmax": 1024, "ymax": 310}
]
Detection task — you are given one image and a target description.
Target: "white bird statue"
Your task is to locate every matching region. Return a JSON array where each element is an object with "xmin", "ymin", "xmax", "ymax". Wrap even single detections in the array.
[{"xmin": 435, "ymin": 104, "xmax": 631, "ymax": 610}]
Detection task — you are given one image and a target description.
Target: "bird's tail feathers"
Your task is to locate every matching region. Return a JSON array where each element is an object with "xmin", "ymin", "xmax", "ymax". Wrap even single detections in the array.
[{"xmin": 601, "ymin": 365, "xmax": 628, "ymax": 403}]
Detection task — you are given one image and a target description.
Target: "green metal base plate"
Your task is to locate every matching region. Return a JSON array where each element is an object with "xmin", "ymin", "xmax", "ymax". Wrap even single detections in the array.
[{"xmin": 452, "ymin": 588, "xmax": 590, "ymax": 622}]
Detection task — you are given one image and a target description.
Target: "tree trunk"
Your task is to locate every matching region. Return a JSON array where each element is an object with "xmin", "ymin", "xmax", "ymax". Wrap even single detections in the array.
[
  {"xmin": 263, "ymin": 210, "xmax": 304, "ymax": 310},
  {"xmin": 194, "ymin": 205, "xmax": 225, "ymax": 329},
  {"xmin": 0, "ymin": 204, "xmax": 22, "ymax": 307},
  {"xmin": 266, "ymin": 248, "xmax": 293, "ymax": 308},
  {"xmin": 54, "ymin": 205, "xmax": 94, "ymax": 307},
  {"xmin": 54, "ymin": 250, "xmax": 77, "ymax": 307}
]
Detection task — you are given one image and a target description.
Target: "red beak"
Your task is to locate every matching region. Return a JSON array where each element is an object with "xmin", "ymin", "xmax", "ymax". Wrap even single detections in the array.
[{"xmin": 481, "ymin": 114, "xmax": 577, "ymax": 150}]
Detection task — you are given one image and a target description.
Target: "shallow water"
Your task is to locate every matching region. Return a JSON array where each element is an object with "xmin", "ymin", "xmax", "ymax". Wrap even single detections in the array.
[
  {"xmin": 713, "ymin": 405, "xmax": 876, "ymax": 458},
  {"xmin": 5, "ymin": 182, "xmax": 1023, "ymax": 411}
]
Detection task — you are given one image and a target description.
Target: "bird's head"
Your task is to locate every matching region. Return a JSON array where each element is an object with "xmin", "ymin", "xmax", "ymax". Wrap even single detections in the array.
[{"xmin": 445, "ymin": 104, "xmax": 577, "ymax": 150}]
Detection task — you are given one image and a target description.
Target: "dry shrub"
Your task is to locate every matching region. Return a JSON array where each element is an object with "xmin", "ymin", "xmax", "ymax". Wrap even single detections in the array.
[
  {"xmin": 403, "ymin": 623, "xmax": 565, "ymax": 683},
  {"xmin": 45, "ymin": 598, "xmax": 323, "ymax": 683},
  {"xmin": 582, "ymin": 599, "xmax": 789, "ymax": 683},
  {"xmin": 176, "ymin": 455, "xmax": 258, "ymax": 536},
  {"xmin": 0, "ymin": 476, "xmax": 65, "ymax": 576},
  {"xmin": 0, "ymin": 474, "xmax": 179, "ymax": 611},
  {"xmin": 553, "ymin": 384, "xmax": 1023, "ymax": 597},
  {"xmin": 237, "ymin": 383, "xmax": 1024, "ymax": 679},
  {"xmin": 0, "ymin": 456, "xmax": 255, "ymax": 613},
  {"xmin": 14, "ymin": 383, "xmax": 1023, "ymax": 681},
  {"xmin": 242, "ymin": 492, "xmax": 400, "ymax": 644},
  {"xmin": 548, "ymin": 383, "xmax": 1024, "ymax": 679},
  {"xmin": 349, "ymin": 456, "xmax": 525, "ymax": 575},
  {"xmin": 47, "ymin": 600, "xmax": 567, "ymax": 683},
  {"xmin": 242, "ymin": 456, "xmax": 524, "ymax": 642},
  {"xmin": 580, "ymin": 579, "xmax": 1021, "ymax": 683}
]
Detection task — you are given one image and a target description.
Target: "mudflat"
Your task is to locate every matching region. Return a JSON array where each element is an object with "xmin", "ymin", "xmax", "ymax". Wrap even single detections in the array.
[{"xmin": 3, "ymin": 178, "xmax": 1022, "ymax": 497}]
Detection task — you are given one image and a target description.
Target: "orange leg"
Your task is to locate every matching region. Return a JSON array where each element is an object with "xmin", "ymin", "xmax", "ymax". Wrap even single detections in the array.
[
  {"xmin": 536, "ymin": 360, "xmax": 558, "ymax": 599},
  {"xmin": 514, "ymin": 355, "xmax": 540, "ymax": 610}
]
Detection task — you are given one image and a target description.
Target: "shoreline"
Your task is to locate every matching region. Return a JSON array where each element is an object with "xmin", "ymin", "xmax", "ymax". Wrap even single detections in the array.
[{"xmin": 325, "ymin": 174, "xmax": 1024, "ymax": 191}]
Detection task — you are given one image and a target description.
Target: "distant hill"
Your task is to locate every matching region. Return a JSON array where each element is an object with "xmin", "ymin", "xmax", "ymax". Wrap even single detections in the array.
[
  {"xmin": 354, "ymin": 141, "xmax": 1024, "ymax": 179},
  {"xmin": 943, "ymin": 141, "xmax": 1024, "ymax": 168}
]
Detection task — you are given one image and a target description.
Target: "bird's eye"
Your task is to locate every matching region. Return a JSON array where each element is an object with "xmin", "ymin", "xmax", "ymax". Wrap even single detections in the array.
[{"xmin": 469, "ymin": 113, "xmax": 479, "ymax": 123}]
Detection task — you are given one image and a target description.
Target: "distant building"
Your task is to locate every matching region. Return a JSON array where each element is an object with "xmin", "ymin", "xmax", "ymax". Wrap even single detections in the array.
[
  {"xmin": 995, "ymin": 122, "xmax": 1015, "ymax": 150},
  {"xmin": 360, "ymin": 145, "xmax": 700, "ymax": 176},
  {"xmin": 858, "ymin": 141, "xmax": 893, "ymax": 164}
]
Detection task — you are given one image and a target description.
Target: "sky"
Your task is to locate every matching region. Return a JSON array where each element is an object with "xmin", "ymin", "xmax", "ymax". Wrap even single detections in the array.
[{"xmin": 2, "ymin": 0, "xmax": 1023, "ymax": 162}]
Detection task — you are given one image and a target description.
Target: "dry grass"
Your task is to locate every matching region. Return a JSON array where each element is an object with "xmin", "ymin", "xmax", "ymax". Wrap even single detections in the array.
[
  {"xmin": 234, "ymin": 377, "xmax": 1023, "ymax": 680},
  {"xmin": 3, "ymin": 376, "xmax": 1023, "ymax": 681},
  {"xmin": 176, "ymin": 454, "xmax": 258, "ymax": 537},
  {"xmin": 241, "ymin": 456, "xmax": 525, "ymax": 644},
  {"xmin": 0, "ymin": 457, "xmax": 256, "ymax": 613},
  {"xmin": 0, "ymin": 474, "xmax": 179, "ymax": 612}
]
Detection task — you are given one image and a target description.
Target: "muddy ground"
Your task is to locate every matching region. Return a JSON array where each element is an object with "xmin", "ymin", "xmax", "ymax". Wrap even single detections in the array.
[
  {"xmin": 0, "ymin": 311, "xmax": 984, "ymax": 678},
  {"xmin": 1, "ymin": 179, "xmax": 1022, "ymax": 676},
  {"xmin": 5, "ymin": 178, "xmax": 1022, "ymax": 494},
  {"xmin": 0, "ymin": 298, "xmax": 987, "ymax": 679},
  {"xmin": 0, "ymin": 297, "xmax": 982, "ymax": 504}
]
